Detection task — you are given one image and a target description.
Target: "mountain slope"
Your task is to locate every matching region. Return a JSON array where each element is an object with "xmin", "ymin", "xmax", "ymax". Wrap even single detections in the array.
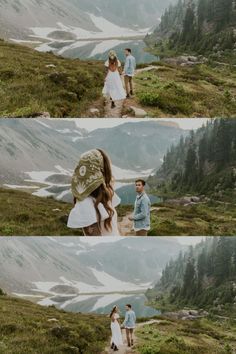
[
  {"xmin": 83, "ymin": 121, "xmax": 187, "ymax": 171},
  {"xmin": 146, "ymin": 0, "xmax": 236, "ymax": 56},
  {"xmin": 0, "ymin": 0, "xmax": 171, "ymax": 40},
  {"xmin": 0, "ymin": 0, "xmax": 98, "ymax": 39},
  {"xmin": 0, "ymin": 235, "xmax": 184, "ymax": 294},
  {"xmin": 0, "ymin": 119, "xmax": 187, "ymax": 185},
  {"xmin": 0, "ymin": 188, "xmax": 81, "ymax": 237},
  {"xmin": 147, "ymin": 237, "xmax": 236, "ymax": 316},
  {"xmin": 148, "ymin": 118, "xmax": 236, "ymax": 200},
  {"xmin": 0, "ymin": 40, "xmax": 104, "ymax": 117},
  {"xmin": 0, "ymin": 294, "xmax": 109, "ymax": 354}
]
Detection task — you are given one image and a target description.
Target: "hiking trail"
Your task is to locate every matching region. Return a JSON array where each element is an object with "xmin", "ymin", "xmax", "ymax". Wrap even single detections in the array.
[{"xmin": 104, "ymin": 319, "xmax": 161, "ymax": 354}]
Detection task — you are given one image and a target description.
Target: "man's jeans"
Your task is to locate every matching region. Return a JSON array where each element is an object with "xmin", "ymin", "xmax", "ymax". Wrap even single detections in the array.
[{"xmin": 124, "ymin": 75, "xmax": 133, "ymax": 95}]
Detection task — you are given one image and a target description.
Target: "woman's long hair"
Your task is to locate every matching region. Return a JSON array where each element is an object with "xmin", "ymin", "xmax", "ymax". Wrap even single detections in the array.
[
  {"xmin": 90, "ymin": 149, "xmax": 114, "ymax": 232},
  {"xmin": 110, "ymin": 305, "xmax": 117, "ymax": 318},
  {"xmin": 109, "ymin": 56, "xmax": 119, "ymax": 72}
]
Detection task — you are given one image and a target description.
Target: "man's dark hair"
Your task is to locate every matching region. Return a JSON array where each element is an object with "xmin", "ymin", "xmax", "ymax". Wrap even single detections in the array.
[
  {"xmin": 125, "ymin": 48, "xmax": 132, "ymax": 53},
  {"xmin": 135, "ymin": 179, "xmax": 146, "ymax": 186},
  {"xmin": 126, "ymin": 304, "xmax": 132, "ymax": 309}
]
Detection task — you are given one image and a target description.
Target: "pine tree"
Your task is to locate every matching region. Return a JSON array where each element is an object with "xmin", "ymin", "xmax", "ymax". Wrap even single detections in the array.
[
  {"xmin": 214, "ymin": 119, "xmax": 231, "ymax": 170},
  {"xmin": 181, "ymin": 257, "xmax": 196, "ymax": 300},
  {"xmin": 215, "ymin": 238, "xmax": 232, "ymax": 284},
  {"xmin": 183, "ymin": 131, "xmax": 198, "ymax": 188},
  {"xmin": 181, "ymin": 2, "xmax": 197, "ymax": 46},
  {"xmin": 198, "ymin": 0, "xmax": 207, "ymax": 31},
  {"xmin": 197, "ymin": 250, "xmax": 207, "ymax": 290}
]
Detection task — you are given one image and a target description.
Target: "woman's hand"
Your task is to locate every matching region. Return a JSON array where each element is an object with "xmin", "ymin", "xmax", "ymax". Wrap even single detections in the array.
[{"xmin": 83, "ymin": 223, "xmax": 102, "ymax": 236}]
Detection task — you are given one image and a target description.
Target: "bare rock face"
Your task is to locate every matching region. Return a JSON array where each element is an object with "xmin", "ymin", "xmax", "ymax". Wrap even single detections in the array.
[
  {"xmin": 165, "ymin": 309, "xmax": 209, "ymax": 320},
  {"xmin": 164, "ymin": 56, "xmax": 207, "ymax": 66},
  {"xmin": 167, "ymin": 196, "xmax": 202, "ymax": 206}
]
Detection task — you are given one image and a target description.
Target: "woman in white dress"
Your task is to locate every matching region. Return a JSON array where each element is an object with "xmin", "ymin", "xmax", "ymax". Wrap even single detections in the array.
[
  {"xmin": 102, "ymin": 50, "xmax": 126, "ymax": 109},
  {"xmin": 110, "ymin": 306, "xmax": 123, "ymax": 352},
  {"xmin": 67, "ymin": 149, "xmax": 121, "ymax": 236}
]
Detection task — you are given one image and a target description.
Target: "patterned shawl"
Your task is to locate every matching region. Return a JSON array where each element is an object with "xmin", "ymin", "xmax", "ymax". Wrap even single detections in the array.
[{"xmin": 71, "ymin": 149, "xmax": 105, "ymax": 202}]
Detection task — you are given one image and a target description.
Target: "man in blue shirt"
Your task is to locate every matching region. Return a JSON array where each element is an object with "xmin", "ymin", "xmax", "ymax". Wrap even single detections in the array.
[
  {"xmin": 122, "ymin": 304, "xmax": 136, "ymax": 347},
  {"xmin": 129, "ymin": 179, "xmax": 151, "ymax": 236},
  {"xmin": 124, "ymin": 48, "xmax": 136, "ymax": 98}
]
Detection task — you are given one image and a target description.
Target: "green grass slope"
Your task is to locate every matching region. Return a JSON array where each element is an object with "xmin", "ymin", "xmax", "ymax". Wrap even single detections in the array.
[
  {"xmin": 149, "ymin": 201, "xmax": 236, "ymax": 236},
  {"xmin": 1, "ymin": 188, "xmax": 236, "ymax": 236},
  {"xmin": 136, "ymin": 317, "xmax": 236, "ymax": 354},
  {"xmin": 0, "ymin": 39, "xmax": 104, "ymax": 118},
  {"xmin": 0, "ymin": 188, "xmax": 82, "ymax": 236},
  {"xmin": 132, "ymin": 63, "xmax": 236, "ymax": 117},
  {"xmin": 0, "ymin": 294, "xmax": 109, "ymax": 354}
]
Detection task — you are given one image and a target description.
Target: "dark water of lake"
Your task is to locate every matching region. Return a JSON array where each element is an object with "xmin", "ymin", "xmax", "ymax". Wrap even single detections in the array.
[
  {"xmin": 61, "ymin": 293, "xmax": 160, "ymax": 318},
  {"xmin": 59, "ymin": 39, "xmax": 159, "ymax": 64},
  {"xmin": 116, "ymin": 184, "xmax": 162, "ymax": 206}
]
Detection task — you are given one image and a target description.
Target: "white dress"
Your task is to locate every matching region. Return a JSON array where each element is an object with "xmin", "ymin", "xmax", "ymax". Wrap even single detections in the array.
[
  {"xmin": 111, "ymin": 313, "xmax": 123, "ymax": 347},
  {"xmin": 102, "ymin": 60, "xmax": 126, "ymax": 101},
  {"xmin": 67, "ymin": 193, "xmax": 121, "ymax": 236}
]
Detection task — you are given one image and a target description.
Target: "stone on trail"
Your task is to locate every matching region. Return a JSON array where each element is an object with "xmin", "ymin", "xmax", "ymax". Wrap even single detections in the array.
[
  {"xmin": 129, "ymin": 106, "xmax": 148, "ymax": 118},
  {"xmin": 89, "ymin": 108, "xmax": 100, "ymax": 117},
  {"xmin": 46, "ymin": 64, "xmax": 56, "ymax": 68},
  {"xmin": 191, "ymin": 196, "xmax": 200, "ymax": 203},
  {"xmin": 37, "ymin": 112, "xmax": 51, "ymax": 118}
]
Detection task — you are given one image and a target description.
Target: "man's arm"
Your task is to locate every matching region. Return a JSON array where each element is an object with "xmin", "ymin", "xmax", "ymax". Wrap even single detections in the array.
[
  {"xmin": 124, "ymin": 57, "xmax": 128, "ymax": 74},
  {"xmin": 133, "ymin": 199, "xmax": 149, "ymax": 221},
  {"xmin": 122, "ymin": 311, "xmax": 129, "ymax": 327},
  {"xmin": 128, "ymin": 57, "xmax": 132, "ymax": 71}
]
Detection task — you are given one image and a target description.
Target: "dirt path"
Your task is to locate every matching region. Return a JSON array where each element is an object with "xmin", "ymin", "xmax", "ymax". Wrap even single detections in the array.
[
  {"xmin": 104, "ymin": 320, "xmax": 161, "ymax": 354},
  {"xmin": 136, "ymin": 65, "xmax": 160, "ymax": 74},
  {"xmin": 104, "ymin": 97, "xmax": 125, "ymax": 118},
  {"xmin": 119, "ymin": 207, "xmax": 161, "ymax": 236},
  {"xmin": 119, "ymin": 212, "xmax": 135, "ymax": 236}
]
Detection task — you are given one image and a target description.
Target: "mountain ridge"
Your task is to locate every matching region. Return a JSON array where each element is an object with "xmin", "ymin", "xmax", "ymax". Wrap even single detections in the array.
[
  {"xmin": 0, "ymin": 0, "xmax": 171, "ymax": 40},
  {"xmin": 0, "ymin": 119, "xmax": 188, "ymax": 186},
  {"xmin": 0, "ymin": 237, "xmax": 184, "ymax": 296}
]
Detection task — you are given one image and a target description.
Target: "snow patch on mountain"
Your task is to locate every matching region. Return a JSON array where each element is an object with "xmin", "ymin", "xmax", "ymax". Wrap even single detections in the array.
[{"xmin": 30, "ymin": 15, "xmax": 149, "ymax": 42}]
